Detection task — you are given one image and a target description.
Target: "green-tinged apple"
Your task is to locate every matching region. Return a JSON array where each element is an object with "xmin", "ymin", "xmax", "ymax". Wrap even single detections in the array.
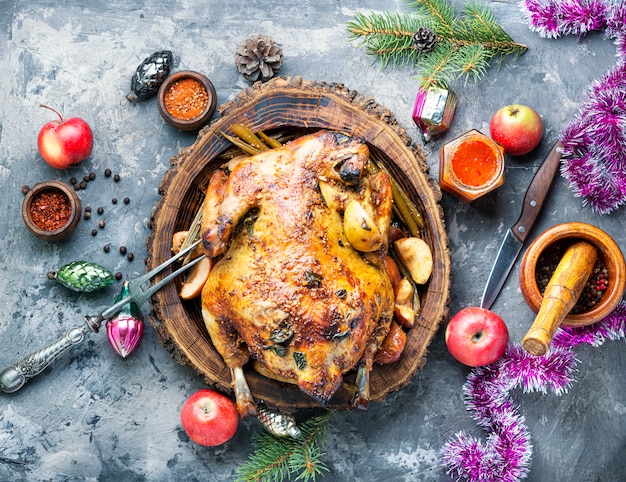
[
  {"xmin": 445, "ymin": 307, "xmax": 509, "ymax": 367},
  {"xmin": 489, "ymin": 104, "xmax": 543, "ymax": 156},
  {"xmin": 37, "ymin": 105, "xmax": 93, "ymax": 169},
  {"xmin": 180, "ymin": 389, "xmax": 239, "ymax": 446}
]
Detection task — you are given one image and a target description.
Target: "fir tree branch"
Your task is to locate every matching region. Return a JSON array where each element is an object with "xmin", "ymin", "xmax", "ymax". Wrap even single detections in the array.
[
  {"xmin": 347, "ymin": 0, "xmax": 528, "ymax": 88},
  {"xmin": 234, "ymin": 412, "xmax": 334, "ymax": 482},
  {"xmin": 346, "ymin": 11, "xmax": 430, "ymax": 68},
  {"xmin": 411, "ymin": 0, "xmax": 457, "ymax": 37}
]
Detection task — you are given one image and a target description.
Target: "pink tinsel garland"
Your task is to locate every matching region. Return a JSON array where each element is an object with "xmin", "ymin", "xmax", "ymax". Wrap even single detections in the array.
[
  {"xmin": 518, "ymin": 0, "xmax": 626, "ymax": 214},
  {"xmin": 440, "ymin": 301, "xmax": 626, "ymax": 481}
]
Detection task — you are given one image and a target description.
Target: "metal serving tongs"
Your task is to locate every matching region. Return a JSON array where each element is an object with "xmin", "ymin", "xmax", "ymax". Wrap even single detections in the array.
[{"xmin": 0, "ymin": 239, "xmax": 204, "ymax": 394}]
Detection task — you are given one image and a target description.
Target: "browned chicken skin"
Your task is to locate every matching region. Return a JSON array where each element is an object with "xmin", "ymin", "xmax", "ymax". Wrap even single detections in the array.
[{"xmin": 201, "ymin": 130, "xmax": 394, "ymax": 416}]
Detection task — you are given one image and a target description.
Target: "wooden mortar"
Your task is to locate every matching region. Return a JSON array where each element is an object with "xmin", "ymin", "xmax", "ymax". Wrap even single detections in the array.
[
  {"xmin": 520, "ymin": 222, "xmax": 626, "ymax": 331},
  {"xmin": 522, "ymin": 241, "xmax": 597, "ymax": 356}
]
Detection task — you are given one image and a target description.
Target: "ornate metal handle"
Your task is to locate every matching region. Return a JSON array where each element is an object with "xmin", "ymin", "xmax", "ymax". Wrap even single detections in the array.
[{"xmin": 0, "ymin": 315, "xmax": 102, "ymax": 394}]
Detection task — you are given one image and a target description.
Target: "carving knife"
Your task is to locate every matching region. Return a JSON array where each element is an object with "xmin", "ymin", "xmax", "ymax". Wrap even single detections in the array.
[{"xmin": 480, "ymin": 141, "xmax": 564, "ymax": 310}]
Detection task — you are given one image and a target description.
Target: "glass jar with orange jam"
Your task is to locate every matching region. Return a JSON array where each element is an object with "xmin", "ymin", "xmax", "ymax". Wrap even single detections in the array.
[{"xmin": 439, "ymin": 129, "xmax": 505, "ymax": 203}]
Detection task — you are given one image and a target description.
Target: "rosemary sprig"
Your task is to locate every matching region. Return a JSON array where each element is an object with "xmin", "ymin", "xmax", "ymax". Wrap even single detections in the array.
[
  {"xmin": 346, "ymin": 0, "xmax": 528, "ymax": 89},
  {"xmin": 234, "ymin": 412, "xmax": 334, "ymax": 482}
]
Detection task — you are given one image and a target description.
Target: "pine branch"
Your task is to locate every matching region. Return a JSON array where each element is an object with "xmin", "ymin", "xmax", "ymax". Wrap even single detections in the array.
[
  {"xmin": 234, "ymin": 412, "xmax": 334, "ymax": 482},
  {"xmin": 346, "ymin": 11, "xmax": 430, "ymax": 68},
  {"xmin": 410, "ymin": 0, "xmax": 457, "ymax": 36},
  {"xmin": 347, "ymin": 0, "xmax": 528, "ymax": 88}
]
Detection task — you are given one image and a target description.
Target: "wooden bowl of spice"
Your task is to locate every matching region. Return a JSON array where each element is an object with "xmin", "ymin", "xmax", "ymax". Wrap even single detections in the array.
[
  {"xmin": 22, "ymin": 181, "xmax": 82, "ymax": 241},
  {"xmin": 157, "ymin": 70, "xmax": 217, "ymax": 131},
  {"xmin": 519, "ymin": 222, "xmax": 626, "ymax": 327}
]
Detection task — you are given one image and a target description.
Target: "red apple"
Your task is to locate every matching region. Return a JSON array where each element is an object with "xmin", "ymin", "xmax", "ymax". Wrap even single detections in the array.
[
  {"xmin": 489, "ymin": 104, "xmax": 543, "ymax": 156},
  {"xmin": 445, "ymin": 307, "xmax": 509, "ymax": 367},
  {"xmin": 180, "ymin": 389, "xmax": 239, "ymax": 446},
  {"xmin": 37, "ymin": 105, "xmax": 93, "ymax": 169}
]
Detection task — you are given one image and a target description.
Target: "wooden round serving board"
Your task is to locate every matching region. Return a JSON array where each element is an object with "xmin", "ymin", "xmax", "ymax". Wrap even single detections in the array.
[{"xmin": 146, "ymin": 76, "xmax": 451, "ymax": 412}]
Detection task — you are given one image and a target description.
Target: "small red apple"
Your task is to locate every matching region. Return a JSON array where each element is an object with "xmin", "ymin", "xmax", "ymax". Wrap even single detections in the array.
[
  {"xmin": 489, "ymin": 104, "xmax": 543, "ymax": 156},
  {"xmin": 37, "ymin": 105, "xmax": 93, "ymax": 169},
  {"xmin": 180, "ymin": 389, "xmax": 239, "ymax": 446},
  {"xmin": 445, "ymin": 307, "xmax": 509, "ymax": 367}
]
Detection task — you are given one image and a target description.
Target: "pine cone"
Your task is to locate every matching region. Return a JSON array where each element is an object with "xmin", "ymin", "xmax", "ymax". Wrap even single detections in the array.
[
  {"xmin": 235, "ymin": 34, "xmax": 283, "ymax": 82},
  {"xmin": 412, "ymin": 28, "xmax": 438, "ymax": 53}
]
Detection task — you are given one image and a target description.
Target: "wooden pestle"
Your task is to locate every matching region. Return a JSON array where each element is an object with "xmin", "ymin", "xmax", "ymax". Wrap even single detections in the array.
[{"xmin": 522, "ymin": 241, "xmax": 597, "ymax": 356}]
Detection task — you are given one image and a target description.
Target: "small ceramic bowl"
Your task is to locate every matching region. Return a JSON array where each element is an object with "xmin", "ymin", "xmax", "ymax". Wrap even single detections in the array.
[
  {"xmin": 439, "ymin": 129, "xmax": 505, "ymax": 203},
  {"xmin": 22, "ymin": 181, "xmax": 82, "ymax": 241},
  {"xmin": 157, "ymin": 70, "xmax": 217, "ymax": 131},
  {"xmin": 519, "ymin": 222, "xmax": 626, "ymax": 327}
]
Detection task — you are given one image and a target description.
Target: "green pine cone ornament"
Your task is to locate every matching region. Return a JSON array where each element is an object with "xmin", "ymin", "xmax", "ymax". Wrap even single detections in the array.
[{"xmin": 49, "ymin": 261, "xmax": 115, "ymax": 292}]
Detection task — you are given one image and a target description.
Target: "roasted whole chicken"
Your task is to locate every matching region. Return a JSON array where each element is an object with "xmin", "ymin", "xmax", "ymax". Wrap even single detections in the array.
[{"xmin": 200, "ymin": 130, "xmax": 395, "ymax": 417}]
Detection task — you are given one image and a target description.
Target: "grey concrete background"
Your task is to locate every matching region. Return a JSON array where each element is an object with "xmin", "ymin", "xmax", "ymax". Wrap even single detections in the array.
[{"xmin": 0, "ymin": 1, "xmax": 623, "ymax": 481}]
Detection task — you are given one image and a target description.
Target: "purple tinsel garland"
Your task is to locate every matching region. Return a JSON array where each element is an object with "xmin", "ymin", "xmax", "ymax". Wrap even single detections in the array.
[
  {"xmin": 440, "ymin": 301, "xmax": 626, "ymax": 481},
  {"xmin": 519, "ymin": 0, "xmax": 626, "ymax": 214}
]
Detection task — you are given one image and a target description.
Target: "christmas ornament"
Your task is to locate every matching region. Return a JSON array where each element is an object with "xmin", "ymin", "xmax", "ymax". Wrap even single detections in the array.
[
  {"xmin": 256, "ymin": 403, "xmax": 302, "ymax": 439},
  {"xmin": 347, "ymin": 0, "xmax": 528, "ymax": 88},
  {"xmin": 235, "ymin": 34, "xmax": 283, "ymax": 82},
  {"xmin": 520, "ymin": 0, "xmax": 626, "ymax": 214},
  {"xmin": 126, "ymin": 50, "xmax": 173, "ymax": 102},
  {"xmin": 412, "ymin": 85, "xmax": 457, "ymax": 142},
  {"xmin": 106, "ymin": 280, "xmax": 144, "ymax": 358},
  {"xmin": 47, "ymin": 261, "xmax": 114, "ymax": 292},
  {"xmin": 440, "ymin": 301, "xmax": 626, "ymax": 482}
]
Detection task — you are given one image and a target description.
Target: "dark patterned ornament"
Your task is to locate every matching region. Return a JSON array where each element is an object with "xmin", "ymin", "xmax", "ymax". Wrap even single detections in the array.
[
  {"xmin": 48, "ymin": 261, "xmax": 115, "ymax": 292},
  {"xmin": 126, "ymin": 50, "xmax": 173, "ymax": 102},
  {"xmin": 235, "ymin": 34, "xmax": 283, "ymax": 82},
  {"xmin": 412, "ymin": 28, "xmax": 438, "ymax": 53}
]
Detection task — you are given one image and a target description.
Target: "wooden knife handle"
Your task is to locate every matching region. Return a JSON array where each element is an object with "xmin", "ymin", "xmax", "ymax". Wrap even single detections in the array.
[
  {"xmin": 522, "ymin": 241, "xmax": 597, "ymax": 356},
  {"xmin": 511, "ymin": 141, "xmax": 563, "ymax": 244}
]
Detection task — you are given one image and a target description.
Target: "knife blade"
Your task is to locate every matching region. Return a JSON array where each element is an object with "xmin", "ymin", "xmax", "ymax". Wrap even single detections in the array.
[{"xmin": 480, "ymin": 141, "xmax": 564, "ymax": 309}]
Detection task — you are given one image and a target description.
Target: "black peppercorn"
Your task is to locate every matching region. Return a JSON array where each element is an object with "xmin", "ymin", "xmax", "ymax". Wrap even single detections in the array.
[
  {"xmin": 83, "ymin": 175, "xmax": 90, "ymax": 183},
  {"xmin": 97, "ymin": 207, "xmax": 104, "ymax": 215},
  {"xmin": 80, "ymin": 181, "xmax": 87, "ymax": 190},
  {"xmin": 21, "ymin": 185, "xmax": 30, "ymax": 194},
  {"xmin": 104, "ymin": 244, "xmax": 111, "ymax": 253},
  {"xmin": 114, "ymin": 174, "xmax": 120, "ymax": 182},
  {"xmin": 69, "ymin": 177, "xmax": 77, "ymax": 185},
  {"xmin": 115, "ymin": 272, "xmax": 123, "ymax": 280},
  {"xmin": 127, "ymin": 252, "xmax": 134, "ymax": 261},
  {"xmin": 84, "ymin": 212, "xmax": 91, "ymax": 220},
  {"xmin": 89, "ymin": 172, "xmax": 96, "ymax": 180},
  {"xmin": 91, "ymin": 229, "xmax": 98, "ymax": 236},
  {"xmin": 123, "ymin": 197, "xmax": 130, "ymax": 204},
  {"xmin": 120, "ymin": 246, "xmax": 127, "ymax": 255},
  {"xmin": 105, "ymin": 168, "xmax": 112, "ymax": 177},
  {"xmin": 112, "ymin": 198, "xmax": 118, "ymax": 204},
  {"xmin": 85, "ymin": 206, "xmax": 92, "ymax": 212}
]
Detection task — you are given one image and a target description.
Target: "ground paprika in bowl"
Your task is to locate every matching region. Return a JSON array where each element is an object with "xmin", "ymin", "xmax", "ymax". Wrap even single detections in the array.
[
  {"xmin": 22, "ymin": 181, "xmax": 82, "ymax": 241},
  {"xmin": 157, "ymin": 70, "xmax": 217, "ymax": 131}
]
